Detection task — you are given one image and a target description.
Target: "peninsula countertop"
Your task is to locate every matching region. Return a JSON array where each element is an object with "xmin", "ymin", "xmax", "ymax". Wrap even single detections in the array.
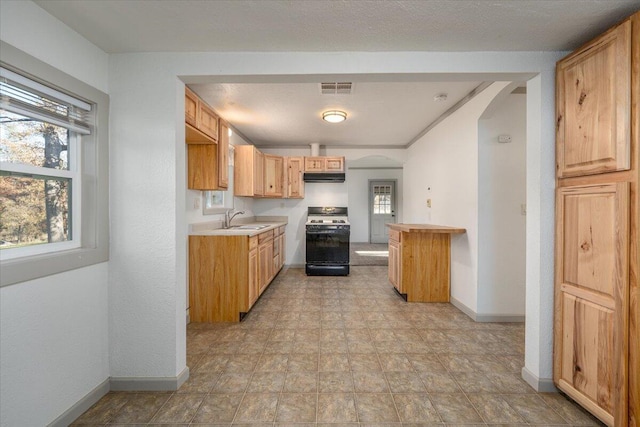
[{"xmin": 386, "ymin": 223, "xmax": 466, "ymax": 234}]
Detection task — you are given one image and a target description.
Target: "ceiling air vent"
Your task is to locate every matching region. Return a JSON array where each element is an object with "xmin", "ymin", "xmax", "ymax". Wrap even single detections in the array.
[{"xmin": 321, "ymin": 82, "xmax": 352, "ymax": 95}]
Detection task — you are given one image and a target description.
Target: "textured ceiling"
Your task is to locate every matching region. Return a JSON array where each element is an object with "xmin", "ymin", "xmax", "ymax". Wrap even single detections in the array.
[
  {"xmin": 191, "ymin": 81, "xmax": 482, "ymax": 147},
  {"xmin": 31, "ymin": 0, "xmax": 638, "ymax": 147},
  {"xmin": 34, "ymin": 0, "xmax": 639, "ymax": 53}
]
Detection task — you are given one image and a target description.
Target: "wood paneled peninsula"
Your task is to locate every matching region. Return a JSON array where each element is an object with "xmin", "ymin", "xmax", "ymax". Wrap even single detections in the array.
[
  {"xmin": 189, "ymin": 219, "xmax": 287, "ymax": 322},
  {"xmin": 387, "ymin": 223, "xmax": 466, "ymax": 303}
]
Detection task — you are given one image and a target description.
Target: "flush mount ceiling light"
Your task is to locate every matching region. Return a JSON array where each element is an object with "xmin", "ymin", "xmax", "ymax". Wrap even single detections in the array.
[
  {"xmin": 433, "ymin": 93, "xmax": 448, "ymax": 102},
  {"xmin": 322, "ymin": 110, "xmax": 347, "ymax": 123}
]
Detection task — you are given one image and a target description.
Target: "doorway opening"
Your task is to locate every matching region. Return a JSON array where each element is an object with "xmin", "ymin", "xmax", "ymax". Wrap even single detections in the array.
[{"xmin": 369, "ymin": 180, "xmax": 397, "ymax": 244}]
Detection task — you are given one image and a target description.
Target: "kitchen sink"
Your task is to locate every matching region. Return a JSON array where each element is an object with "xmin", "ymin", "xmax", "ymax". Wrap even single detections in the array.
[{"xmin": 231, "ymin": 224, "xmax": 270, "ymax": 230}]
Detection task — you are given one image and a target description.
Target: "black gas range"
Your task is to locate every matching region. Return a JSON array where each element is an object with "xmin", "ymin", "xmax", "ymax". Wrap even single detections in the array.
[{"xmin": 305, "ymin": 207, "xmax": 350, "ymax": 276}]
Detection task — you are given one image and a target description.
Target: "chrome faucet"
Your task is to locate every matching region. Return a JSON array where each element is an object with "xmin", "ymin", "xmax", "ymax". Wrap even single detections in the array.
[{"xmin": 224, "ymin": 209, "xmax": 245, "ymax": 228}]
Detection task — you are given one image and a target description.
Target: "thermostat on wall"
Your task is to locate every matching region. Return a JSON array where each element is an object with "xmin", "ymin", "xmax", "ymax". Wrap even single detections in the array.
[{"xmin": 498, "ymin": 134, "xmax": 512, "ymax": 143}]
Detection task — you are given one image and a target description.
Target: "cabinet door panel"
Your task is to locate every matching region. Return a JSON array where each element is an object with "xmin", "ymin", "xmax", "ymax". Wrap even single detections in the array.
[
  {"xmin": 258, "ymin": 241, "xmax": 273, "ymax": 294},
  {"xmin": 325, "ymin": 157, "xmax": 344, "ymax": 172},
  {"xmin": 248, "ymin": 249, "xmax": 258, "ymax": 307},
  {"xmin": 218, "ymin": 120, "xmax": 229, "ymax": 188},
  {"xmin": 388, "ymin": 240, "xmax": 400, "ymax": 291},
  {"xmin": 199, "ymin": 103, "xmax": 219, "ymax": 142},
  {"xmin": 554, "ymin": 183, "xmax": 629, "ymax": 426},
  {"xmin": 254, "ymin": 151, "xmax": 264, "ymax": 196},
  {"xmin": 556, "ymin": 21, "xmax": 630, "ymax": 177},
  {"xmin": 304, "ymin": 157, "xmax": 324, "ymax": 172},
  {"xmin": 185, "ymin": 87, "xmax": 198, "ymax": 127},
  {"xmin": 560, "ymin": 293, "xmax": 614, "ymax": 413},
  {"xmin": 264, "ymin": 155, "xmax": 284, "ymax": 197},
  {"xmin": 187, "ymin": 144, "xmax": 219, "ymax": 190},
  {"xmin": 279, "ymin": 234, "xmax": 285, "ymax": 269},
  {"xmin": 286, "ymin": 157, "xmax": 305, "ymax": 198},
  {"xmin": 562, "ymin": 191, "xmax": 617, "ymax": 296}
]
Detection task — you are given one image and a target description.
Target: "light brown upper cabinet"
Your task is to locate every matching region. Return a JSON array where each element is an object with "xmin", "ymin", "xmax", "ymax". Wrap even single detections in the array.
[
  {"xmin": 263, "ymin": 154, "xmax": 284, "ymax": 198},
  {"xmin": 185, "ymin": 87, "xmax": 198, "ymax": 128},
  {"xmin": 217, "ymin": 120, "xmax": 229, "ymax": 189},
  {"xmin": 325, "ymin": 157, "xmax": 345, "ymax": 172},
  {"xmin": 185, "ymin": 86, "xmax": 219, "ymax": 144},
  {"xmin": 285, "ymin": 156, "xmax": 305, "ymax": 199},
  {"xmin": 186, "ymin": 89, "xmax": 228, "ymax": 190},
  {"xmin": 198, "ymin": 102, "xmax": 219, "ymax": 142},
  {"xmin": 554, "ymin": 12, "xmax": 639, "ymax": 427},
  {"xmin": 556, "ymin": 19, "xmax": 631, "ymax": 178},
  {"xmin": 304, "ymin": 156, "xmax": 345, "ymax": 172},
  {"xmin": 234, "ymin": 145, "xmax": 264, "ymax": 197}
]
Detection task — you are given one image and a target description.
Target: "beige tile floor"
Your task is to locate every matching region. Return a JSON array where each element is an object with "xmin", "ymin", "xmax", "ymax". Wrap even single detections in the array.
[{"xmin": 72, "ymin": 266, "xmax": 603, "ymax": 426}]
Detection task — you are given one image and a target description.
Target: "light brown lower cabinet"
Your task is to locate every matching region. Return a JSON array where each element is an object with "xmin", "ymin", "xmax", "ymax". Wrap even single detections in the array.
[
  {"xmin": 554, "ymin": 183, "xmax": 629, "ymax": 426},
  {"xmin": 278, "ymin": 227, "xmax": 286, "ymax": 270},
  {"xmin": 386, "ymin": 224, "xmax": 466, "ymax": 302},
  {"xmin": 248, "ymin": 244, "xmax": 258, "ymax": 308},
  {"xmin": 189, "ymin": 228, "xmax": 284, "ymax": 322},
  {"xmin": 258, "ymin": 230, "xmax": 274, "ymax": 295},
  {"xmin": 388, "ymin": 230, "xmax": 401, "ymax": 293}
]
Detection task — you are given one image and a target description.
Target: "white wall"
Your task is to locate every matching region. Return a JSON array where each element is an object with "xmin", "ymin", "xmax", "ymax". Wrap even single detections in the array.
[
  {"xmin": 478, "ymin": 93, "xmax": 526, "ymax": 316},
  {"xmin": 403, "ymin": 82, "xmax": 511, "ymax": 313},
  {"xmin": 108, "ymin": 66, "xmax": 187, "ymax": 379},
  {"xmin": 0, "ymin": 2, "xmax": 110, "ymax": 425}
]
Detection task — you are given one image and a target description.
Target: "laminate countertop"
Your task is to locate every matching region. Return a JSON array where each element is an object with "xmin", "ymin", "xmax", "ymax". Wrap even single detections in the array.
[
  {"xmin": 386, "ymin": 223, "xmax": 466, "ymax": 234},
  {"xmin": 190, "ymin": 216, "xmax": 288, "ymax": 237}
]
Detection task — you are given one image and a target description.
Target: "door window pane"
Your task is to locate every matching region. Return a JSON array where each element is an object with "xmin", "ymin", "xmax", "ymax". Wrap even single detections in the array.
[{"xmin": 373, "ymin": 185, "xmax": 392, "ymax": 214}]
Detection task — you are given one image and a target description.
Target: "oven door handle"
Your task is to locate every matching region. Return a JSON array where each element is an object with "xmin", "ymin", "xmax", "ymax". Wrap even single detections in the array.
[{"xmin": 306, "ymin": 230, "xmax": 350, "ymax": 235}]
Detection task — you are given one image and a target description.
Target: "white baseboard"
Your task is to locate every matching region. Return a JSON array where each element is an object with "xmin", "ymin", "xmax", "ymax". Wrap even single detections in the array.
[
  {"xmin": 521, "ymin": 366, "xmax": 558, "ymax": 392},
  {"xmin": 450, "ymin": 296, "xmax": 525, "ymax": 322},
  {"xmin": 110, "ymin": 367, "xmax": 190, "ymax": 391},
  {"xmin": 47, "ymin": 378, "xmax": 110, "ymax": 427}
]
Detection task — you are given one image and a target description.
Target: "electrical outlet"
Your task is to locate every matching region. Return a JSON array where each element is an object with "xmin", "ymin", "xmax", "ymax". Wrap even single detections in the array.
[
  {"xmin": 194, "ymin": 198, "xmax": 200, "ymax": 209},
  {"xmin": 427, "ymin": 199, "xmax": 432, "ymax": 208}
]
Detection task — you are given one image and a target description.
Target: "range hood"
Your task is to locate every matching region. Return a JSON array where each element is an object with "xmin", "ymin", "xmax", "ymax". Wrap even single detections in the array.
[{"xmin": 303, "ymin": 172, "xmax": 345, "ymax": 183}]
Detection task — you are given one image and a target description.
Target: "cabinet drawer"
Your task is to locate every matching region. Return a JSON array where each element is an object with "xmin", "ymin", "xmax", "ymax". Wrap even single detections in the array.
[
  {"xmin": 258, "ymin": 229, "xmax": 274, "ymax": 244},
  {"xmin": 389, "ymin": 229, "xmax": 401, "ymax": 243},
  {"xmin": 249, "ymin": 236, "xmax": 258, "ymax": 251},
  {"xmin": 278, "ymin": 225, "xmax": 285, "ymax": 236}
]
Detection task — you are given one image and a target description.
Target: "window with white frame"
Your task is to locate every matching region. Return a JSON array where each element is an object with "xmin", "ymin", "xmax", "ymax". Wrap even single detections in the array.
[
  {"xmin": 0, "ymin": 42, "xmax": 109, "ymax": 287},
  {"xmin": 0, "ymin": 67, "xmax": 91, "ymax": 257}
]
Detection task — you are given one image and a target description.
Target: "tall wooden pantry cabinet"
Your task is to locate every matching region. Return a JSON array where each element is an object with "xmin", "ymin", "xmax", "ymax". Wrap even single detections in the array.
[{"xmin": 554, "ymin": 11, "xmax": 638, "ymax": 427}]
